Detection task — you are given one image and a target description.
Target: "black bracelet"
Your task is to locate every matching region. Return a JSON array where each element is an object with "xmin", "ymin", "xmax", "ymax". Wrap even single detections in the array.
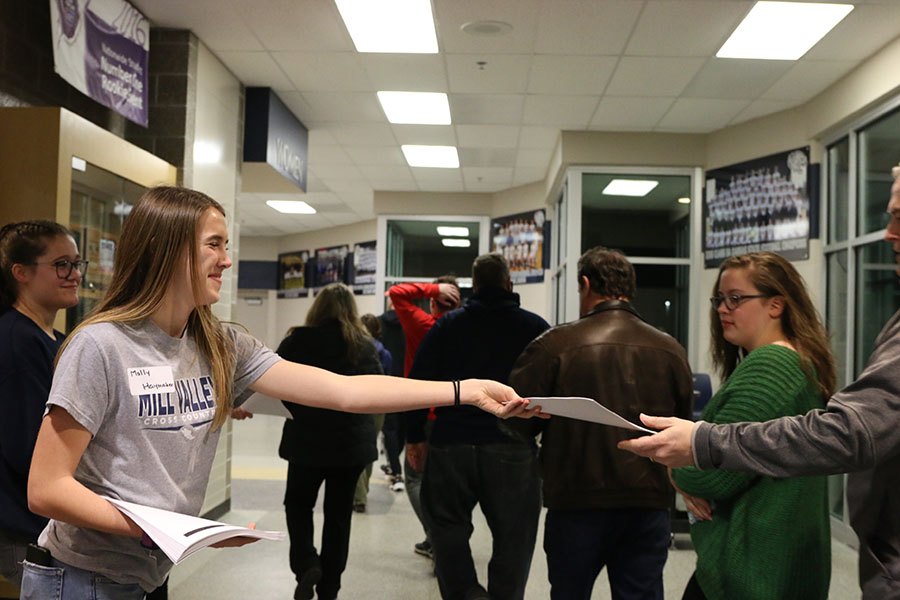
[{"xmin": 453, "ymin": 379, "xmax": 460, "ymax": 407}]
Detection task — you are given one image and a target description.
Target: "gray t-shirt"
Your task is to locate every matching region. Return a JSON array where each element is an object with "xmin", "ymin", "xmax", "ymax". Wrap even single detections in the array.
[{"xmin": 37, "ymin": 319, "xmax": 281, "ymax": 592}]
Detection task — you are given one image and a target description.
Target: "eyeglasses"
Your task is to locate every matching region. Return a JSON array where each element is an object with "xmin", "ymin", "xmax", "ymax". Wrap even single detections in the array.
[
  {"xmin": 709, "ymin": 294, "xmax": 768, "ymax": 311},
  {"xmin": 30, "ymin": 259, "xmax": 89, "ymax": 279}
]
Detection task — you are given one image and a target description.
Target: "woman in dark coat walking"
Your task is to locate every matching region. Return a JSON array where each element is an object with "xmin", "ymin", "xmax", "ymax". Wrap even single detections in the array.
[{"xmin": 277, "ymin": 283, "xmax": 382, "ymax": 600}]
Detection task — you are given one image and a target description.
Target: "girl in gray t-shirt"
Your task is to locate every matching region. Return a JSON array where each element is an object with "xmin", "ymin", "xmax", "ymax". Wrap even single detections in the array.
[{"xmin": 21, "ymin": 186, "xmax": 538, "ymax": 599}]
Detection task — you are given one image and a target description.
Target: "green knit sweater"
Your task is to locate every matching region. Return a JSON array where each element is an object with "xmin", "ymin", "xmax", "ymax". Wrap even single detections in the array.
[{"xmin": 672, "ymin": 344, "xmax": 831, "ymax": 600}]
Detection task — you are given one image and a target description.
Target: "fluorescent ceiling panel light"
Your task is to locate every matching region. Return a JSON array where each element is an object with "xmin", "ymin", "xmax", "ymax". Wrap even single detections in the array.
[
  {"xmin": 377, "ymin": 91, "xmax": 451, "ymax": 125},
  {"xmin": 717, "ymin": 1, "xmax": 853, "ymax": 60},
  {"xmin": 436, "ymin": 226, "xmax": 469, "ymax": 237},
  {"xmin": 678, "ymin": 197, "xmax": 691, "ymax": 205},
  {"xmin": 266, "ymin": 200, "xmax": 317, "ymax": 214},
  {"xmin": 402, "ymin": 145, "xmax": 459, "ymax": 168},
  {"xmin": 335, "ymin": 0, "xmax": 438, "ymax": 53},
  {"xmin": 442, "ymin": 238, "xmax": 471, "ymax": 248},
  {"xmin": 602, "ymin": 179, "xmax": 659, "ymax": 197}
]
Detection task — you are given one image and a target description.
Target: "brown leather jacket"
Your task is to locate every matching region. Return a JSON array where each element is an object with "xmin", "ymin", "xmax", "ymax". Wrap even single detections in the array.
[{"xmin": 508, "ymin": 300, "xmax": 693, "ymax": 510}]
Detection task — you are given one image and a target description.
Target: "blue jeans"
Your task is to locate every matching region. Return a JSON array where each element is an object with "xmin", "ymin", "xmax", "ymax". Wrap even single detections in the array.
[
  {"xmin": 20, "ymin": 558, "xmax": 145, "ymax": 600},
  {"xmin": 421, "ymin": 442, "xmax": 541, "ymax": 600},
  {"xmin": 544, "ymin": 507, "xmax": 670, "ymax": 600}
]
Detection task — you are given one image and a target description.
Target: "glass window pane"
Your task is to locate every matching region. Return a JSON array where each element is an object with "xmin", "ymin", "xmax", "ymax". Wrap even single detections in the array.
[
  {"xmin": 826, "ymin": 250, "xmax": 848, "ymax": 390},
  {"xmin": 855, "ymin": 241, "xmax": 900, "ymax": 375},
  {"xmin": 632, "ymin": 264, "xmax": 689, "ymax": 350},
  {"xmin": 385, "ymin": 219, "xmax": 479, "ymax": 279},
  {"xmin": 581, "ymin": 173, "xmax": 690, "ymax": 257},
  {"xmin": 828, "ymin": 138, "xmax": 849, "ymax": 243},
  {"xmin": 858, "ymin": 108, "xmax": 900, "ymax": 235}
]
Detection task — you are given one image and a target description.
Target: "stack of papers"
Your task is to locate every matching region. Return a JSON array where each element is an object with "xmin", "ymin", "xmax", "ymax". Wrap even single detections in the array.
[
  {"xmin": 526, "ymin": 396, "xmax": 654, "ymax": 433},
  {"xmin": 104, "ymin": 497, "xmax": 285, "ymax": 564}
]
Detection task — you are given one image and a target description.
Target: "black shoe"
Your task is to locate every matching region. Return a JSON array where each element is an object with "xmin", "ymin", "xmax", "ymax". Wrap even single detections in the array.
[
  {"xmin": 294, "ymin": 566, "xmax": 322, "ymax": 600},
  {"xmin": 414, "ymin": 540, "xmax": 433, "ymax": 559},
  {"xmin": 353, "ymin": 502, "xmax": 366, "ymax": 513}
]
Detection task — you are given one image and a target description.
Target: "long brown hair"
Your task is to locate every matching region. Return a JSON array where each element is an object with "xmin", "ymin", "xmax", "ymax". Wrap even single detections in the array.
[
  {"xmin": 304, "ymin": 282, "xmax": 371, "ymax": 361},
  {"xmin": 57, "ymin": 186, "xmax": 236, "ymax": 429},
  {"xmin": 710, "ymin": 252, "xmax": 836, "ymax": 398}
]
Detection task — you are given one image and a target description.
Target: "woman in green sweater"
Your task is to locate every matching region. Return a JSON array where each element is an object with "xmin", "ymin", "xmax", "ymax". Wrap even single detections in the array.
[{"xmin": 673, "ymin": 251, "xmax": 835, "ymax": 600}]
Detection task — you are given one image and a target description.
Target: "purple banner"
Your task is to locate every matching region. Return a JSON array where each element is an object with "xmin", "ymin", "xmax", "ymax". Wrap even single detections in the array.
[{"xmin": 51, "ymin": 0, "xmax": 149, "ymax": 127}]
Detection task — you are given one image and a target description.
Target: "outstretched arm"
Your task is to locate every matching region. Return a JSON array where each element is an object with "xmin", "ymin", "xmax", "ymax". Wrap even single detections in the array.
[{"xmin": 250, "ymin": 359, "xmax": 540, "ymax": 419}]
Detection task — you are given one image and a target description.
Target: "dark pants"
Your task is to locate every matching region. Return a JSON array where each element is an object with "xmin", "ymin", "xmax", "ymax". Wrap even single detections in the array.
[
  {"xmin": 681, "ymin": 573, "xmax": 707, "ymax": 600},
  {"xmin": 382, "ymin": 413, "xmax": 405, "ymax": 475},
  {"xmin": 421, "ymin": 442, "xmax": 541, "ymax": 600},
  {"xmin": 285, "ymin": 463, "xmax": 365, "ymax": 600},
  {"xmin": 544, "ymin": 507, "xmax": 670, "ymax": 600}
]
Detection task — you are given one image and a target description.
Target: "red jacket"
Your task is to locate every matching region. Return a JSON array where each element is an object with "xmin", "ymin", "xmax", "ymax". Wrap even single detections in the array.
[{"xmin": 388, "ymin": 282, "xmax": 441, "ymax": 377}]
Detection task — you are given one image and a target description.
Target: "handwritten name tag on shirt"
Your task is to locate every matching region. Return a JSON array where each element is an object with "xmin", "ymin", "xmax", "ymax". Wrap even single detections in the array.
[{"xmin": 128, "ymin": 366, "xmax": 176, "ymax": 396}]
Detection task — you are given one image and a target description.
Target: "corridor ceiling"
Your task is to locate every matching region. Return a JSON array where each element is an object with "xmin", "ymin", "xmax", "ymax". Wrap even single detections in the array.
[{"xmin": 130, "ymin": 0, "xmax": 900, "ymax": 236}]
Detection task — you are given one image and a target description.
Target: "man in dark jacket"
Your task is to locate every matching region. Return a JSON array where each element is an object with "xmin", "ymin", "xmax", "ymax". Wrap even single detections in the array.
[
  {"xmin": 508, "ymin": 246, "xmax": 693, "ymax": 600},
  {"xmin": 409, "ymin": 253, "xmax": 549, "ymax": 600}
]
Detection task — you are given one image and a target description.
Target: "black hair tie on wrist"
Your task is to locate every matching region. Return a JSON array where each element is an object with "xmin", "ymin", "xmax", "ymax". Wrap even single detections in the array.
[{"xmin": 453, "ymin": 379, "xmax": 460, "ymax": 407}]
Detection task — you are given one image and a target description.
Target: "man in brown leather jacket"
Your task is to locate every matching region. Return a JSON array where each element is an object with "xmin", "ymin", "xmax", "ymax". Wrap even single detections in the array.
[{"xmin": 508, "ymin": 246, "xmax": 693, "ymax": 600}]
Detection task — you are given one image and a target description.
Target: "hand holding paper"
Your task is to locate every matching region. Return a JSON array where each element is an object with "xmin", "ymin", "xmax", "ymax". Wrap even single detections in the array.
[{"xmin": 525, "ymin": 396, "xmax": 654, "ymax": 433}]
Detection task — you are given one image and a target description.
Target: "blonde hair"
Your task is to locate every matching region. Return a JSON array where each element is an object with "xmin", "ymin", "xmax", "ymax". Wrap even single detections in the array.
[
  {"xmin": 304, "ymin": 282, "xmax": 371, "ymax": 361},
  {"xmin": 710, "ymin": 252, "xmax": 836, "ymax": 398},
  {"xmin": 57, "ymin": 186, "xmax": 236, "ymax": 429}
]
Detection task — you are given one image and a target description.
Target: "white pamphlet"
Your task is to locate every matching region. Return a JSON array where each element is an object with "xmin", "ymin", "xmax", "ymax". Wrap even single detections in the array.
[
  {"xmin": 240, "ymin": 393, "xmax": 293, "ymax": 419},
  {"xmin": 526, "ymin": 397, "xmax": 654, "ymax": 433},
  {"xmin": 104, "ymin": 497, "xmax": 285, "ymax": 564}
]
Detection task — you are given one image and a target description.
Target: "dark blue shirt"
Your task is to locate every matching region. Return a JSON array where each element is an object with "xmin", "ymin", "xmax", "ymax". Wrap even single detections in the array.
[
  {"xmin": 408, "ymin": 287, "xmax": 550, "ymax": 445},
  {"xmin": 0, "ymin": 308, "xmax": 64, "ymax": 537}
]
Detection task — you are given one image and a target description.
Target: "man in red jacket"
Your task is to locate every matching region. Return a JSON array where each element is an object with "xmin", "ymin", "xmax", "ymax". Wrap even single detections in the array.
[{"xmin": 387, "ymin": 276, "xmax": 460, "ymax": 561}]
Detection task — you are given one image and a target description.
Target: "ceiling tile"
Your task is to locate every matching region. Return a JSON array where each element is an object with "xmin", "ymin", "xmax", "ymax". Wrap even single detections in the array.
[
  {"xmin": 294, "ymin": 92, "xmax": 384, "ymax": 123},
  {"xmin": 606, "ymin": 57, "xmax": 707, "ymax": 97},
  {"xmin": 522, "ymin": 95, "xmax": 598, "ymax": 128},
  {"xmin": 534, "ymin": 0, "xmax": 642, "ymax": 55},
  {"xmin": 761, "ymin": 60, "xmax": 858, "ymax": 102},
  {"xmin": 518, "ymin": 126, "xmax": 560, "ymax": 149},
  {"xmin": 359, "ymin": 165, "xmax": 416, "ymax": 180},
  {"xmin": 415, "ymin": 180, "xmax": 468, "ymax": 193},
  {"xmin": 458, "ymin": 147, "xmax": 517, "ymax": 168},
  {"xmin": 272, "ymin": 52, "xmax": 370, "ymax": 92},
  {"xmin": 358, "ymin": 55, "xmax": 448, "ymax": 92},
  {"xmin": 729, "ymin": 100, "xmax": 797, "ymax": 126},
  {"xmin": 516, "ymin": 147, "xmax": 554, "ymax": 168},
  {"xmin": 411, "ymin": 168, "xmax": 465, "ymax": 185},
  {"xmin": 133, "ymin": 0, "xmax": 264, "ymax": 51},
  {"xmin": 344, "ymin": 146, "xmax": 407, "ymax": 166},
  {"xmin": 456, "ymin": 125, "xmax": 520, "ymax": 148},
  {"xmin": 330, "ymin": 124, "xmax": 397, "ymax": 146},
  {"xmin": 527, "ymin": 55, "xmax": 617, "ymax": 95},
  {"xmin": 589, "ymin": 97, "xmax": 674, "ymax": 130},
  {"xmin": 435, "ymin": 0, "xmax": 541, "ymax": 54},
  {"xmin": 307, "ymin": 129, "xmax": 339, "ymax": 146},
  {"xmin": 367, "ymin": 179, "xmax": 420, "ymax": 192},
  {"xmin": 234, "ymin": 0, "xmax": 352, "ymax": 52},
  {"xmin": 319, "ymin": 178, "xmax": 374, "ymax": 194},
  {"xmin": 625, "ymin": 1, "xmax": 751, "ymax": 57},
  {"xmin": 309, "ymin": 165, "xmax": 366, "ymax": 180},
  {"xmin": 391, "ymin": 125, "xmax": 458, "ymax": 146},
  {"xmin": 463, "ymin": 167, "xmax": 514, "ymax": 184},
  {"xmin": 804, "ymin": 3, "xmax": 900, "ymax": 61},
  {"xmin": 450, "ymin": 94, "xmax": 526, "ymax": 125},
  {"xmin": 308, "ymin": 145, "xmax": 353, "ymax": 167},
  {"xmin": 215, "ymin": 51, "xmax": 294, "ymax": 89},
  {"xmin": 656, "ymin": 98, "xmax": 751, "ymax": 132},
  {"xmin": 681, "ymin": 58, "xmax": 793, "ymax": 100},
  {"xmin": 446, "ymin": 54, "xmax": 532, "ymax": 94}
]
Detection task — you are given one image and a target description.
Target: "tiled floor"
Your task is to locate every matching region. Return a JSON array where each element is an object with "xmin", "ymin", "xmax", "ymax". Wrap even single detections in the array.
[{"xmin": 168, "ymin": 415, "xmax": 861, "ymax": 599}]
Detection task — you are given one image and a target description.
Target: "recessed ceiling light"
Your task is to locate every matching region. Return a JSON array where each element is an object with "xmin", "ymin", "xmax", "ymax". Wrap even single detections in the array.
[
  {"xmin": 460, "ymin": 20, "xmax": 513, "ymax": 37},
  {"xmin": 678, "ymin": 197, "xmax": 691, "ymax": 205},
  {"xmin": 602, "ymin": 179, "xmax": 659, "ymax": 197},
  {"xmin": 335, "ymin": 0, "xmax": 438, "ymax": 53},
  {"xmin": 402, "ymin": 145, "xmax": 459, "ymax": 169},
  {"xmin": 266, "ymin": 200, "xmax": 316, "ymax": 214},
  {"xmin": 377, "ymin": 91, "xmax": 451, "ymax": 125},
  {"xmin": 717, "ymin": 1, "xmax": 853, "ymax": 60},
  {"xmin": 442, "ymin": 238, "xmax": 471, "ymax": 248},
  {"xmin": 436, "ymin": 226, "xmax": 469, "ymax": 237}
]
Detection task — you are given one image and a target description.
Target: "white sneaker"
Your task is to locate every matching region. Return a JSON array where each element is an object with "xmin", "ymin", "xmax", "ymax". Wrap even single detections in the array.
[{"xmin": 390, "ymin": 478, "xmax": 405, "ymax": 492}]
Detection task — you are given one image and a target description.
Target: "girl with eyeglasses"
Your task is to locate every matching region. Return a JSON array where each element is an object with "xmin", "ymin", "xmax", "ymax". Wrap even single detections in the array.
[
  {"xmin": 0, "ymin": 220, "xmax": 84, "ymax": 590},
  {"xmin": 19, "ymin": 186, "xmax": 536, "ymax": 600},
  {"xmin": 672, "ymin": 251, "xmax": 835, "ymax": 600}
]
